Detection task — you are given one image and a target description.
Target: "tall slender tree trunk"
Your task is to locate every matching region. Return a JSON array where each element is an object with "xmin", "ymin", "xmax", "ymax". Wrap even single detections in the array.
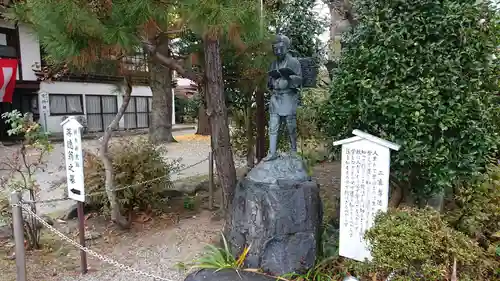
[
  {"xmin": 203, "ymin": 36, "xmax": 237, "ymax": 214},
  {"xmin": 255, "ymin": 89, "xmax": 266, "ymax": 161},
  {"xmin": 196, "ymin": 86, "xmax": 211, "ymax": 135},
  {"xmin": 245, "ymin": 103, "xmax": 255, "ymax": 169},
  {"xmin": 101, "ymin": 76, "xmax": 133, "ymax": 229},
  {"xmin": 149, "ymin": 39, "xmax": 175, "ymax": 144}
]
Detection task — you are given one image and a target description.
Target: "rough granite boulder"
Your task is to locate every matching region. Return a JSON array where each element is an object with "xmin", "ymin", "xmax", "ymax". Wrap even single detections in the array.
[
  {"xmin": 185, "ymin": 269, "xmax": 276, "ymax": 281},
  {"xmin": 226, "ymin": 155, "xmax": 322, "ymax": 276}
]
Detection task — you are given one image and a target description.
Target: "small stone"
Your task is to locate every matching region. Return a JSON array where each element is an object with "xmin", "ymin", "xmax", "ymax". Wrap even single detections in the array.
[
  {"xmin": 85, "ymin": 231, "xmax": 101, "ymax": 240},
  {"xmin": 63, "ymin": 204, "xmax": 78, "ymax": 220},
  {"xmin": 40, "ymin": 215, "xmax": 55, "ymax": 226},
  {"xmin": 5, "ymin": 252, "xmax": 15, "ymax": 260}
]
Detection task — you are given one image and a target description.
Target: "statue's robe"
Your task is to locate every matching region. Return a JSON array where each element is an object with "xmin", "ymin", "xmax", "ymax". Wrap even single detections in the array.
[{"xmin": 268, "ymin": 53, "xmax": 303, "ymax": 117}]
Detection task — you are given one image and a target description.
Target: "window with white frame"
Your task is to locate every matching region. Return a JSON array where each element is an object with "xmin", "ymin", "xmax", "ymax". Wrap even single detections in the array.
[{"xmin": 49, "ymin": 94, "xmax": 84, "ymax": 115}]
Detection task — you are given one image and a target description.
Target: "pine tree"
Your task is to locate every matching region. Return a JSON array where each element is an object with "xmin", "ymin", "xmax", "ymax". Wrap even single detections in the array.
[
  {"xmin": 176, "ymin": 0, "xmax": 264, "ymax": 214},
  {"xmin": 6, "ymin": 0, "xmax": 198, "ymax": 227},
  {"xmin": 8, "ymin": 0, "xmax": 197, "ymax": 144}
]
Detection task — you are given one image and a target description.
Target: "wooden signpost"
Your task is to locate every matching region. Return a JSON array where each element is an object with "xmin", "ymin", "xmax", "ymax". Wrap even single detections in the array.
[
  {"xmin": 61, "ymin": 116, "xmax": 88, "ymax": 274},
  {"xmin": 333, "ymin": 129, "xmax": 400, "ymax": 262}
]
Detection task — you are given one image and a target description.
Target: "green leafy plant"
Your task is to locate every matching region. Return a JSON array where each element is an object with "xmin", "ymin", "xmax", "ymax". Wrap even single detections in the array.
[
  {"xmin": 320, "ymin": 0, "xmax": 500, "ymax": 202},
  {"xmin": 447, "ymin": 164, "xmax": 500, "ymax": 244},
  {"xmin": 364, "ymin": 208, "xmax": 496, "ymax": 281},
  {"xmin": 281, "ymin": 257, "xmax": 341, "ymax": 281},
  {"xmin": 183, "ymin": 195, "xmax": 196, "ymax": 210},
  {"xmin": 189, "ymin": 232, "xmax": 251, "ymax": 271},
  {"xmin": 446, "ymin": 164, "xmax": 500, "ymax": 275},
  {"xmin": 0, "ymin": 110, "xmax": 52, "ymax": 249},
  {"xmin": 84, "ymin": 137, "xmax": 179, "ymax": 216}
]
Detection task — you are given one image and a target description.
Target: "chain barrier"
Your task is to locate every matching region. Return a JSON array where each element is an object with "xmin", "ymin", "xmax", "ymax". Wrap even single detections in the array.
[
  {"xmin": 24, "ymin": 143, "xmax": 235, "ymax": 204},
  {"xmin": 13, "ymin": 202, "xmax": 174, "ymax": 281},
  {"xmin": 23, "ymin": 153, "xmax": 211, "ymax": 204}
]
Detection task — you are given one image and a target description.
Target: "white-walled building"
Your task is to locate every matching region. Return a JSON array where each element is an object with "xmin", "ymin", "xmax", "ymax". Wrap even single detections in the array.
[{"xmin": 0, "ymin": 19, "xmax": 194, "ymax": 138}]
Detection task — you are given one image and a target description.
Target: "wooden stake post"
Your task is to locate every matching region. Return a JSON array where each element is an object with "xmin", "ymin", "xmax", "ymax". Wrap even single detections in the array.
[
  {"xmin": 11, "ymin": 191, "xmax": 26, "ymax": 281},
  {"xmin": 61, "ymin": 116, "xmax": 87, "ymax": 274}
]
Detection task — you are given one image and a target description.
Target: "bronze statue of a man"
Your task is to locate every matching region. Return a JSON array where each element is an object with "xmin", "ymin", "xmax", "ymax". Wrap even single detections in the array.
[{"xmin": 263, "ymin": 35, "xmax": 303, "ymax": 161}]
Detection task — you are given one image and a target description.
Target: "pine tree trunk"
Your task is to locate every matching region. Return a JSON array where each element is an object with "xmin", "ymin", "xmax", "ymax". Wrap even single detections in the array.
[
  {"xmin": 196, "ymin": 92, "xmax": 211, "ymax": 135},
  {"xmin": 245, "ymin": 104, "xmax": 255, "ymax": 169},
  {"xmin": 100, "ymin": 77, "xmax": 132, "ymax": 229},
  {"xmin": 148, "ymin": 39, "xmax": 175, "ymax": 144},
  {"xmin": 203, "ymin": 37, "xmax": 237, "ymax": 213}
]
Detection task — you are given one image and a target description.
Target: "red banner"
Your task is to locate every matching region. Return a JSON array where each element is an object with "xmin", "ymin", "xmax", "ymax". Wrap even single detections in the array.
[{"xmin": 0, "ymin": 58, "xmax": 18, "ymax": 103}]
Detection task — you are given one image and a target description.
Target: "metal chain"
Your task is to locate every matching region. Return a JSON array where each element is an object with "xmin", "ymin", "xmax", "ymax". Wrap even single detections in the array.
[
  {"xmin": 25, "ymin": 143, "xmax": 234, "ymax": 204},
  {"xmin": 23, "ymin": 154, "xmax": 210, "ymax": 204},
  {"xmin": 13, "ymin": 202, "xmax": 174, "ymax": 281},
  {"xmin": 86, "ymin": 155, "xmax": 210, "ymax": 196}
]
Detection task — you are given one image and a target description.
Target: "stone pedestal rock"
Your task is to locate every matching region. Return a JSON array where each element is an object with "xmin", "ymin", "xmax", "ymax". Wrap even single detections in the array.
[{"xmin": 226, "ymin": 155, "xmax": 322, "ymax": 276}]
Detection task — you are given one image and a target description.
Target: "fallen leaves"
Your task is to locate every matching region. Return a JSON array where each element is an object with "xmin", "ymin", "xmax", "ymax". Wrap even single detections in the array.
[{"xmin": 175, "ymin": 134, "xmax": 210, "ymax": 142}]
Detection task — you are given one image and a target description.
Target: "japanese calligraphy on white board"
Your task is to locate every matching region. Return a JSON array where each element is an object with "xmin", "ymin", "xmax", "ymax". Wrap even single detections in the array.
[
  {"xmin": 61, "ymin": 117, "xmax": 85, "ymax": 202},
  {"xmin": 333, "ymin": 129, "xmax": 400, "ymax": 262}
]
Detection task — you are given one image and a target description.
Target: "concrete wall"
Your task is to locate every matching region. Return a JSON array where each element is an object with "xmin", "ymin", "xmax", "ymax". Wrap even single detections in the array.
[
  {"xmin": 39, "ymin": 82, "xmax": 176, "ymax": 133},
  {"xmin": 0, "ymin": 19, "xmax": 179, "ymax": 134},
  {"xmin": 0, "ymin": 20, "xmax": 41, "ymax": 81}
]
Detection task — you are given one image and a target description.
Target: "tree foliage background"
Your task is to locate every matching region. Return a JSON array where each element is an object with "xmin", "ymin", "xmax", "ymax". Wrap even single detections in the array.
[
  {"xmin": 8, "ymin": 0, "xmax": 172, "ymax": 72},
  {"xmin": 320, "ymin": 0, "xmax": 500, "ymax": 201}
]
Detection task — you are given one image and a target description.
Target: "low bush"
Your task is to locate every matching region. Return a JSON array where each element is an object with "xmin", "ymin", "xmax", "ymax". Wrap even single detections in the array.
[
  {"xmin": 84, "ymin": 138, "xmax": 177, "ymax": 216},
  {"xmin": 447, "ymin": 164, "xmax": 500, "ymax": 252},
  {"xmin": 320, "ymin": 0, "xmax": 500, "ymax": 202},
  {"xmin": 363, "ymin": 208, "xmax": 497, "ymax": 281}
]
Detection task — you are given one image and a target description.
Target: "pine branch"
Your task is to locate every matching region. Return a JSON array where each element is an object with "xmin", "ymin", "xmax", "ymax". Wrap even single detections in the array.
[{"xmin": 142, "ymin": 37, "xmax": 201, "ymax": 83}]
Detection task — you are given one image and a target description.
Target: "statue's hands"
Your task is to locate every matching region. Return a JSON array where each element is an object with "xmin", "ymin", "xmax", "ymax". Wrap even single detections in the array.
[
  {"xmin": 289, "ymin": 75, "xmax": 302, "ymax": 88},
  {"xmin": 275, "ymin": 78, "xmax": 289, "ymax": 89}
]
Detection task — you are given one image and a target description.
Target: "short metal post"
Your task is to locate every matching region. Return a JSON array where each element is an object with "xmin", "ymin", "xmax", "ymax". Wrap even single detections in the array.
[
  {"xmin": 11, "ymin": 191, "xmax": 26, "ymax": 281},
  {"xmin": 208, "ymin": 151, "xmax": 214, "ymax": 210}
]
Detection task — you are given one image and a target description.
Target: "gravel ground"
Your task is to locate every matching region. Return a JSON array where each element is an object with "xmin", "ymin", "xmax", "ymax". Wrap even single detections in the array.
[
  {"xmin": 0, "ymin": 129, "xmax": 243, "ymax": 281},
  {"xmin": 49, "ymin": 211, "xmax": 222, "ymax": 281}
]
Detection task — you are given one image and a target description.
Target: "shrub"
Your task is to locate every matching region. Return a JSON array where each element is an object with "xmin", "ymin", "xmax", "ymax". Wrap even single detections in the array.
[
  {"xmin": 0, "ymin": 110, "xmax": 52, "ymax": 249},
  {"xmin": 84, "ymin": 138, "xmax": 176, "ymax": 216},
  {"xmin": 447, "ymin": 164, "xmax": 500, "ymax": 255},
  {"xmin": 364, "ymin": 208, "xmax": 496, "ymax": 280},
  {"xmin": 320, "ymin": 0, "xmax": 500, "ymax": 200}
]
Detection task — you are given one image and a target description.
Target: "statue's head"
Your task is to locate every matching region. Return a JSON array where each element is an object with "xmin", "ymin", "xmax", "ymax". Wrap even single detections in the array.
[{"xmin": 272, "ymin": 34, "xmax": 290, "ymax": 60}]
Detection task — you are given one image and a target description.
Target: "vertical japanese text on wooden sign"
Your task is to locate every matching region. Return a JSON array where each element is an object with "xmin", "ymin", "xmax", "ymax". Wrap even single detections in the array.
[
  {"xmin": 38, "ymin": 92, "xmax": 49, "ymax": 132},
  {"xmin": 338, "ymin": 139, "xmax": 391, "ymax": 262},
  {"xmin": 62, "ymin": 118, "xmax": 85, "ymax": 202}
]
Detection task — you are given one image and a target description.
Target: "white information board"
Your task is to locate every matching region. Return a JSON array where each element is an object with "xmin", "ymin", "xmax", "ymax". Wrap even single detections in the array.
[
  {"xmin": 333, "ymin": 130, "xmax": 400, "ymax": 262},
  {"xmin": 62, "ymin": 117, "xmax": 85, "ymax": 202},
  {"xmin": 339, "ymin": 140, "xmax": 390, "ymax": 261}
]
